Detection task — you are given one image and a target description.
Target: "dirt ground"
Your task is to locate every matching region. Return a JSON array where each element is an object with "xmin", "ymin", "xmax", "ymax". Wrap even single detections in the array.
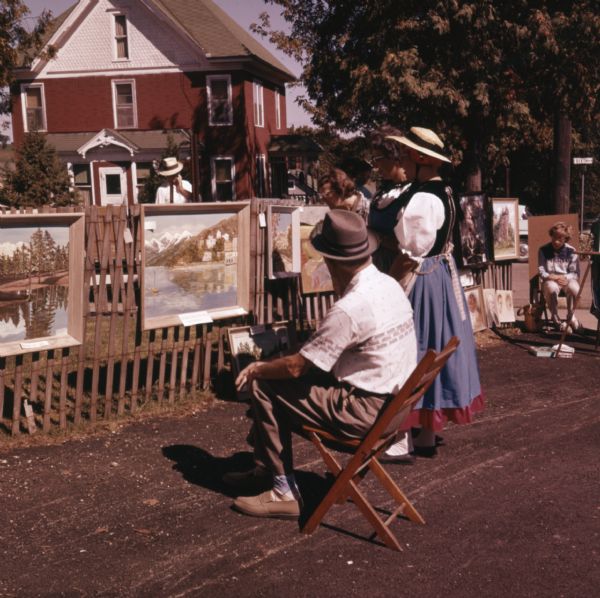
[{"xmin": 0, "ymin": 328, "xmax": 599, "ymax": 598}]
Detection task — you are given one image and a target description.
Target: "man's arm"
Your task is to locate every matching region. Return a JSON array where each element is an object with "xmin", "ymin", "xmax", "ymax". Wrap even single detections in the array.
[{"xmin": 235, "ymin": 352, "xmax": 312, "ymax": 391}]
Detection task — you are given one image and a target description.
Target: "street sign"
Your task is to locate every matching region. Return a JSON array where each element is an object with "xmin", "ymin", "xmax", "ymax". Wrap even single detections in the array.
[{"xmin": 573, "ymin": 157, "xmax": 594, "ymax": 165}]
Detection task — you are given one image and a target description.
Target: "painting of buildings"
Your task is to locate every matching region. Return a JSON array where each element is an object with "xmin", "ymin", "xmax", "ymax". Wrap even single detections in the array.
[
  {"xmin": 141, "ymin": 203, "xmax": 250, "ymax": 329},
  {"xmin": 491, "ymin": 198, "xmax": 519, "ymax": 261},
  {"xmin": 267, "ymin": 206, "xmax": 300, "ymax": 279}
]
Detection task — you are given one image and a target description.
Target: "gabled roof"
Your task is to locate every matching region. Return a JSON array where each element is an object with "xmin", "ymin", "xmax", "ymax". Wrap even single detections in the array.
[
  {"xmin": 152, "ymin": 0, "xmax": 293, "ymax": 79},
  {"xmin": 20, "ymin": 0, "xmax": 294, "ymax": 81}
]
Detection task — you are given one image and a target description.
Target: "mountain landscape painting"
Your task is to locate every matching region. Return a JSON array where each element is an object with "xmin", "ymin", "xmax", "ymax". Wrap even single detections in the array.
[
  {"xmin": 0, "ymin": 225, "xmax": 70, "ymax": 345},
  {"xmin": 142, "ymin": 209, "xmax": 242, "ymax": 328}
]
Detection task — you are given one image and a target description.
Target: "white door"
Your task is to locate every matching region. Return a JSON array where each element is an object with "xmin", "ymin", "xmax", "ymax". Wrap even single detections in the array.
[{"xmin": 99, "ymin": 166, "xmax": 127, "ymax": 205}]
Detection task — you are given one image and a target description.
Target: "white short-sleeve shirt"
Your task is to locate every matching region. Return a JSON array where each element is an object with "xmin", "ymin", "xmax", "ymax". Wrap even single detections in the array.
[
  {"xmin": 300, "ymin": 264, "xmax": 417, "ymax": 394},
  {"xmin": 155, "ymin": 179, "xmax": 193, "ymax": 204}
]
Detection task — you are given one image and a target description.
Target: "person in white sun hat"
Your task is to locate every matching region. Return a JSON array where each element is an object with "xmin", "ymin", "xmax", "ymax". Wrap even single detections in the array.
[
  {"xmin": 154, "ymin": 156, "xmax": 193, "ymax": 204},
  {"xmin": 368, "ymin": 126, "xmax": 483, "ymax": 461}
]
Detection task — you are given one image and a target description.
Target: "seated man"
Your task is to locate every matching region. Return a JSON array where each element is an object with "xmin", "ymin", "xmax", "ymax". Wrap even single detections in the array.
[
  {"xmin": 538, "ymin": 221, "xmax": 581, "ymax": 329},
  {"xmin": 225, "ymin": 210, "xmax": 417, "ymax": 519}
]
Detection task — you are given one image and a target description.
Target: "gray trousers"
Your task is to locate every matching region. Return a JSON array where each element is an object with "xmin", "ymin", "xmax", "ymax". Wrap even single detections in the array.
[{"xmin": 248, "ymin": 372, "xmax": 398, "ymax": 476}]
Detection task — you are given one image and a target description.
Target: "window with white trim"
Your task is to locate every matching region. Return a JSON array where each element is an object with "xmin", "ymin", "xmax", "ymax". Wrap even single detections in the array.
[
  {"xmin": 253, "ymin": 81, "xmax": 264, "ymax": 127},
  {"xmin": 275, "ymin": 91, "xmax": 282, "ymax": 130},
  {"xmin": 21, "ymin": 83, "xmax": 47, "ymax": 132},
  {"xmin": 256, "ymin": 154, "xmax": 267, "ymax": 197},
  {"xmin": 211, "ymin": 157, "xmax": 235, "ymax": 201},
  {"xmin": 72, "ymin": 164, "xmax": 92, "ymax": 205},
  {"xmin": 114, "ymin": 14, "xmax": 129, "ymax": 60},
  {"xmin": 207, "ymin": 75, "xmax": 233, "ymax": 126},
  {"xmin": 112, "ymin": 80, "xmax": 137, "ymax": 128}
]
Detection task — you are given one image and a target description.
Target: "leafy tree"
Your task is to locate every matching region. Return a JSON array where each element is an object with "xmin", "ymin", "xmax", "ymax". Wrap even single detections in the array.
[
  {"xmin": 0, "ymin": 1, "xmax": 53, "ymax": 116},
  {"xmin": 255, "ymin": 1, "xmax": 600, "ymax": 199},
  {"xmin": 0, "ymin": 132, "xmax": 77, "ymax": 207}
]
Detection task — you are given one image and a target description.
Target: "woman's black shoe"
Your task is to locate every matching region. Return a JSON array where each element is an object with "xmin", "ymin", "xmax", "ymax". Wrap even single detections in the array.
[{"xmin": 412, "ymin": 445, "xmax": 437, "ymax": 458}]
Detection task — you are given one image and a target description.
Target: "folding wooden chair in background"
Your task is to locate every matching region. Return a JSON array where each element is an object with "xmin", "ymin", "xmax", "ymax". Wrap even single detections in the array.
[{"xmin": 299, "ymin": 336, "xmax": 460, "ymax": 551}]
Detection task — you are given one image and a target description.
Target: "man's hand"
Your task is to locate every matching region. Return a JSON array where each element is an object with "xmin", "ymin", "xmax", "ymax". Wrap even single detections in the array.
[{"xmin": 236, "ymin": 361, "xmax": 264, "ymax": 391}]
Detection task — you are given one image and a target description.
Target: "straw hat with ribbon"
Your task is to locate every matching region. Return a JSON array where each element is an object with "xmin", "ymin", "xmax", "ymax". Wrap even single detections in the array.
[
  {"xmin": 386, "ymin": 127, "xmax": 451, "ymax": 163},
  {"xmin": 157, "ymin": 156, "xmax": 184, "ymax": 177}
]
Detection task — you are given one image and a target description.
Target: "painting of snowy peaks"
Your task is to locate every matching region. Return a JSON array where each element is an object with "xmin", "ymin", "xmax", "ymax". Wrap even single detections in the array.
[
  {"xmin": 141, "ymin": 203, "xmax": 251, "ymax": 330},
  {"xmin": 267, "ymin": 205, "xmax": 301, "ymax": 279},
  {"xmin": 0, "ymin": 213, "xmax": 85, "ymax": 357}
]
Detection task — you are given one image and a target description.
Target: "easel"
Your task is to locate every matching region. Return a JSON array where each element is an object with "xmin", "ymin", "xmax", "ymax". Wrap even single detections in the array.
[{"xmin": 554, "ymin": 251, "xmax": 600, "ymax": 356}]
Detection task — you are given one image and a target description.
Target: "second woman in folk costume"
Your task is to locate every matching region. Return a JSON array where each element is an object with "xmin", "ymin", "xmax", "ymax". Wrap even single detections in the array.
[{"xmin": 368, "ymin": 126, "xmax": 484, "ymax": 458}]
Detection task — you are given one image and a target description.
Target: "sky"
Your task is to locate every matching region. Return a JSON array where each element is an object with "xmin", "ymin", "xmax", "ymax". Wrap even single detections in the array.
[{"xmin": 8, "ymin": 0, "xmax": 311, "ymax": 138}]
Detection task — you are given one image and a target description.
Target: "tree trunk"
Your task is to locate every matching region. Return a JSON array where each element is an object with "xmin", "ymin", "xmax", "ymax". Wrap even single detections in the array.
[
  {"xmin": 552, "ymin": 111, "xmax": 571, "ymax": 214},
  {"xmin": 464, "ymin": 131, "xmax": 482, "ymax": 192}
]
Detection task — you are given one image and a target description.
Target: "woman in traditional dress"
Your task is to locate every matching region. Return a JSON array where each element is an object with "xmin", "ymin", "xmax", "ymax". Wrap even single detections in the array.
[{"xmin": 368, "ymin": 126, "xmax": 484, "ymax": 458}]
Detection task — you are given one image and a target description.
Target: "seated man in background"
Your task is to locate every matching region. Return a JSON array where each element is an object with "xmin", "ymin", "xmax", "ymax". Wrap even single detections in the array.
[
  {"xmin": 538, "ymin": 222, "xmax": 581, "ymax": 329},
  {"xmin": 224, "ymin": 210, "xmax": 417, "ymax": 519}
]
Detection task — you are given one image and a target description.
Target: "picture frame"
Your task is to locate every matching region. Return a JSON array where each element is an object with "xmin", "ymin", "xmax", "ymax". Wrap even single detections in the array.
[
  {"xmin": 228, "ymin": 321, "xmax": 292, "ymax": 399},
  {"xmin": 482, "ymin": 288, "xmax": 500, "ymax": 327},
  {"xmin": 0, "ymin": 212, "xmax": 85, "ymax": 357},
  {"xmin": 300, "ymin": 222, "xmax": 334, "ymax": 294},
  {"xmin": 495, "ymin": 289, "xmax": 516, "ymax": 323},
  {"xmin": 141, "ymin": 202, "xmax": 251, "ymax": 330},
  {"xmin": 267, "ymin": 205, "xmax": 301, "ymax": 279},
  {"xmin": 464, "ymin": 285, "xmax": 488, "ymax": 333},
  {"xmin": 458, "ymin": 193, "xmax": 491, "ymax": 266},
  {"xmin": 491, "ymin": 198, "xmax": 520, "ymax": 261}
]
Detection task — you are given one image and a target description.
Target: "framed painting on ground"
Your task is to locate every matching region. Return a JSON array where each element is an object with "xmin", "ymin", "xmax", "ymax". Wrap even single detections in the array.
[
  {"xmin": 141, "ymin": 202, "xmax": 251, "ymax": 330},
  {"xmin": 267, "ymin": 205, "xmax": 301, "ymax": 279},
  {"xmin": 228, "ymin": 322, "xmax": 292, "ymax": 399},
  {"xmin": 491, "ymin": 198, "xmax": 520, "ymax": 261},
  {"xmin": 495, "ymin": 290, "xmax": 516, "ymax": 323},
  {"xmin": 458, "ymin": 193, "xmax": 491, "ymax": 266},
  {"xmin": 482, "ymin": 288, "xmax": 500, "ymax": 327},
  {"xmin": 464, "ymin": 285, "xmax": 488, "ymax": 332},
  {"xmin": 0, "ymin": 212, "xmax": 85, "ymax": 357}
]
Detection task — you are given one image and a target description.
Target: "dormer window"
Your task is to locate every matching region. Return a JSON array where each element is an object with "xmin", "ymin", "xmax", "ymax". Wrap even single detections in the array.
[{"xmin": 114, "ymin": 14, "xmax": 129, "ymax": 60}]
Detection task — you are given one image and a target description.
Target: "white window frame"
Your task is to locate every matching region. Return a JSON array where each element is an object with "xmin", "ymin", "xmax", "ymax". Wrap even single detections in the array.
[
  {"xmin": 99, "ymin": 165, "xmax": 127, "ymax": 206},
  {"xmin": 275, "ymin": 91, "xmax": 282, "ymax": 130},
  {"xmin": 206, "ymin": 75, "xmax": 233, "ymax": 126},
  {"xmin": 111, "ymin": 79, "xmax": 138, "ymax": 129},
  {"xmin": 253, "ymin": 81, "xmax": 264, "ymax": 128},
  {"xmin": 113, "ymin": 13, "xmax": 130, "ymax": 61},
  {"xmin": 256, "ymin": 154, "xmax": 267, "ymax": 197},
  {"xmin": 210, "ymin": 156, "xmax": 236, "ymax": 201},
  {"xmin": 20, "ymin": 83, "xmax": 47, "ymax": 132}
]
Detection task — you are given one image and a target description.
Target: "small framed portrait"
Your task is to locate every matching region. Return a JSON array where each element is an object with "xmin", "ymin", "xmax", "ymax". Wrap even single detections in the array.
[
  {"xmin": 495, "ymin": 289, "xmax": 516, "ymax": 323},
  {"xmin": 141, "ymin": 202, "xmax": 251, "ymax": 330},
  {"xmin": 458, "ymin": 193, "xmax": 491, "ymax": 266},
  {"xmin": 228, "ymin": 322, "xmax": 292, "ymax": 399},
  {"xmin": 267, "ymin": 205, "xmax": 301, "ymax": 279},
  {"xmin": 464, "ymin": 285, "xmax": 488, "ymax": 333},
  {"xmin": 482, "ymin": 288, "xmax": 500, "ymax": 327},
  {"xmin": 491, "ymin": 198, "xmax": 520, "ymax": 261},
  {"xmin": 0, "ymin": 212, "xmax": 86, "ymax": 357}
]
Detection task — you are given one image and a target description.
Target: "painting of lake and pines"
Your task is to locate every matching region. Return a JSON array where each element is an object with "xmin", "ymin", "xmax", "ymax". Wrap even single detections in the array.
[
  {"xmin": 0, "ymin": 226, "xmax": 70, "ymax": 345},
  {"xmin": 143, "ymin": 212, "xmax": 240, "ymax": 327}
]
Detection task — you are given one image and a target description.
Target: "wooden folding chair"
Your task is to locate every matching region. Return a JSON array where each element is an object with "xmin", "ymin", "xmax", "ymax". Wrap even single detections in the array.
[{"xmin": 299, "ymin": 336, "xmax": 460, "ymax": 551}]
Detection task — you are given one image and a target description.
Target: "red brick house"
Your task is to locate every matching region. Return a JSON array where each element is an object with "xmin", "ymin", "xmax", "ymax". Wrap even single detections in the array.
[{"xmin": 10, "ymin": 0, "xmax": 295, "ymax": 205}]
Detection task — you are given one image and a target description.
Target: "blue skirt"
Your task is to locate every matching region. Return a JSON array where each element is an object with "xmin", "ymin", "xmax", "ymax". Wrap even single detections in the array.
[{"xmin": 404, "ymin": 255, "xmax": 484, "ymax": 430}]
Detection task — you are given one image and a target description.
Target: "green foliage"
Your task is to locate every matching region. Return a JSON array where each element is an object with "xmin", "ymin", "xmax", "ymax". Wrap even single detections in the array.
[
  {"xmin": 0, "ymin": 1, "xmax": 52, "ymax": 115},
  {"xmin": 0, "ymin": 132, "xmax": 77, "ymax": 207},
  {"xmin": 256, "ymin": 1, "xmax": 600, "ymax": 199}
]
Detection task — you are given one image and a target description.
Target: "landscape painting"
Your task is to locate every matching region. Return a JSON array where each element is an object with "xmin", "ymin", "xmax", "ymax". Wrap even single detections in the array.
[
  {"xmin": 267, "ymin": 206, "xmax": 301, "ymax": 279},
  {"xmin": 142, "ymin": 203, "xmax": 250, "ymax": 329},
  {"xmin": 459, "ymin": 193, "xmax": 491, "ymax": 266},
  {"xmin": 491, "ymin": 198, "xmax": 520, "ymax": 261},
  {"xmin": 300, "ymin": 223, "xmax": 334, "ymax": 294},
  {"xmin": 228, "ymin": 322, "xmax": 291, "ymax": 399},
  {"xmin": 0, "ymin": 213, "xmax": 85, "ymax": 357}
]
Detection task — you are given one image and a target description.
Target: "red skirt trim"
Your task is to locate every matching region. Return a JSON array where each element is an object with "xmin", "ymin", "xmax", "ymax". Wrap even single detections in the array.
[{"xmin": 400, "ymin": 392, "xmax": 485, "ymax": 432}]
